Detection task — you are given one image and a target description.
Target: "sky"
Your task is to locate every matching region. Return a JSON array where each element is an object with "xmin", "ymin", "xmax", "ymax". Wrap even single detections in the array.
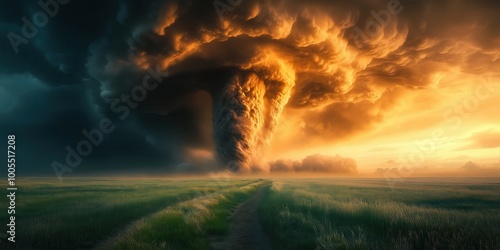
[{"xmin": 0, "ymin": 0, "xmax": 499, "ymax": 177}]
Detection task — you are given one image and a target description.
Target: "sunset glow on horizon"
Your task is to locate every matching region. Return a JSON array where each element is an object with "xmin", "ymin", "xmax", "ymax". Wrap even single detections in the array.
[{"xmin": 1, "ymin": 0, "xmax": 499, "ymax": 177}]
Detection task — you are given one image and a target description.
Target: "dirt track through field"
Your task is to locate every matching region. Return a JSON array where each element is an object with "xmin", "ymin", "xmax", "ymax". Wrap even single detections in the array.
[{"xmin": 211, "ymin": 185, "xmax": 273, "ymax": 250}]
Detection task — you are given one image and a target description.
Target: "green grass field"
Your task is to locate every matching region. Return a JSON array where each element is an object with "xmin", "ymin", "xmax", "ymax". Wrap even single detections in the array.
[
  {"xmin": 259, "ymin": 178, "xmax": 500, "ymax": 250},
  {"xmin": 0, "ymin": 177, "xmax": 268, "ymax": 249},
  {"xmin": 1, "ymin": 177, "xmax": 499, "ymax": 249}
]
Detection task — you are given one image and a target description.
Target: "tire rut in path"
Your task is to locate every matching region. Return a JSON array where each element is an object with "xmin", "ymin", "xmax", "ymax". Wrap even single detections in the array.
[{"xmin": 211, "ymin": 185, "xmax": 273, "ymax": 250}]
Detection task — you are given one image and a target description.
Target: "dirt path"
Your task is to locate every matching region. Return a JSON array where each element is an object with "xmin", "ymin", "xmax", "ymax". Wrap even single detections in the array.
[{"xmin": 211, "ymin": 185, "xmax": 273, "ymax": 250}]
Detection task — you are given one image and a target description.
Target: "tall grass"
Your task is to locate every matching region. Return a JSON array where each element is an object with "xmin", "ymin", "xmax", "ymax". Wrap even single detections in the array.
[
  {"xmin": 0, "ymin": 178, "xmax": 260, "ymax": 250},
  {"xmin": 259, "ymin": 179, "xmax": 500, "ymax": 250},
  {"xmin": 101, "ymin": 179, "xmax": 269, "ymax": 249}
]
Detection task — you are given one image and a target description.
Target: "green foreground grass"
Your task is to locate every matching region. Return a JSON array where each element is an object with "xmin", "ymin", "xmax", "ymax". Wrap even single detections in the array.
[
  {"xmin": 1, "ymin": 177, "xmax": 499, "ymax": 250},
  {"xmin": 0, "ymin": 177, "xmax": 266, "ymax": 250},
  {"xmin": 100, "ymin": 179, "xmax": 268, "ymax": 250},
  {"xmin": 259, "ymin": 178, "xmax": 500, "ymax": 250}
]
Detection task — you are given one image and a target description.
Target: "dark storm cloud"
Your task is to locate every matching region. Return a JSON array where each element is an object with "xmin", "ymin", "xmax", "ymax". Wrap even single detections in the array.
[
  {"xmin": 1, "ymin": 0, "xmax": 500, "ymax": 175},
  {"xmin": 0, "ymin": 1, "xmax": 119, "ymax": 86},
  {"xmin": 0, "ymin": 0, "xmax": 176, "ymax": 175},
  {"xmin": 0, "ymin": 79, "xmax": 95, "ymax": 175},
  {"xmin": 0, "ymin": 74, "xmax": 172, "ymax": 175}
]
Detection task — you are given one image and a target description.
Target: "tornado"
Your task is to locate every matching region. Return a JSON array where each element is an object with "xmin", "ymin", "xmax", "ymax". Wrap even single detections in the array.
[
  {"xmin": 212, "ymin": 64, "xmax": 294, "ymax": 171},
  {"xmin": 89, "ymin": 0, "xmax": 399, "ymax": 172},
  {"xmin": 212, "ymin": 71, "xmax": 265, "ymax": 171}
]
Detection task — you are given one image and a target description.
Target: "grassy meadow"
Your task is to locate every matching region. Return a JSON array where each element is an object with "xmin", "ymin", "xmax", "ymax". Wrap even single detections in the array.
[
  {"xmin": 0, "ymin": 177, "xmax": 499, "ymax": 249},
  {"xmin": 0, "ymin": 177, "xmax": 268, "ymax": 249},
  {"xmin": 259, "ymin": 178, "xmax": 500, "ymax": 250}
]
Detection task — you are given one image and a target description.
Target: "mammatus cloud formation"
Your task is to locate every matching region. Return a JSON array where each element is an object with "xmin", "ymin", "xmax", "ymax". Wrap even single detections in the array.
[{"xmin": 86, "ymin": 0, "xmax": 500, "ymax": 172}]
